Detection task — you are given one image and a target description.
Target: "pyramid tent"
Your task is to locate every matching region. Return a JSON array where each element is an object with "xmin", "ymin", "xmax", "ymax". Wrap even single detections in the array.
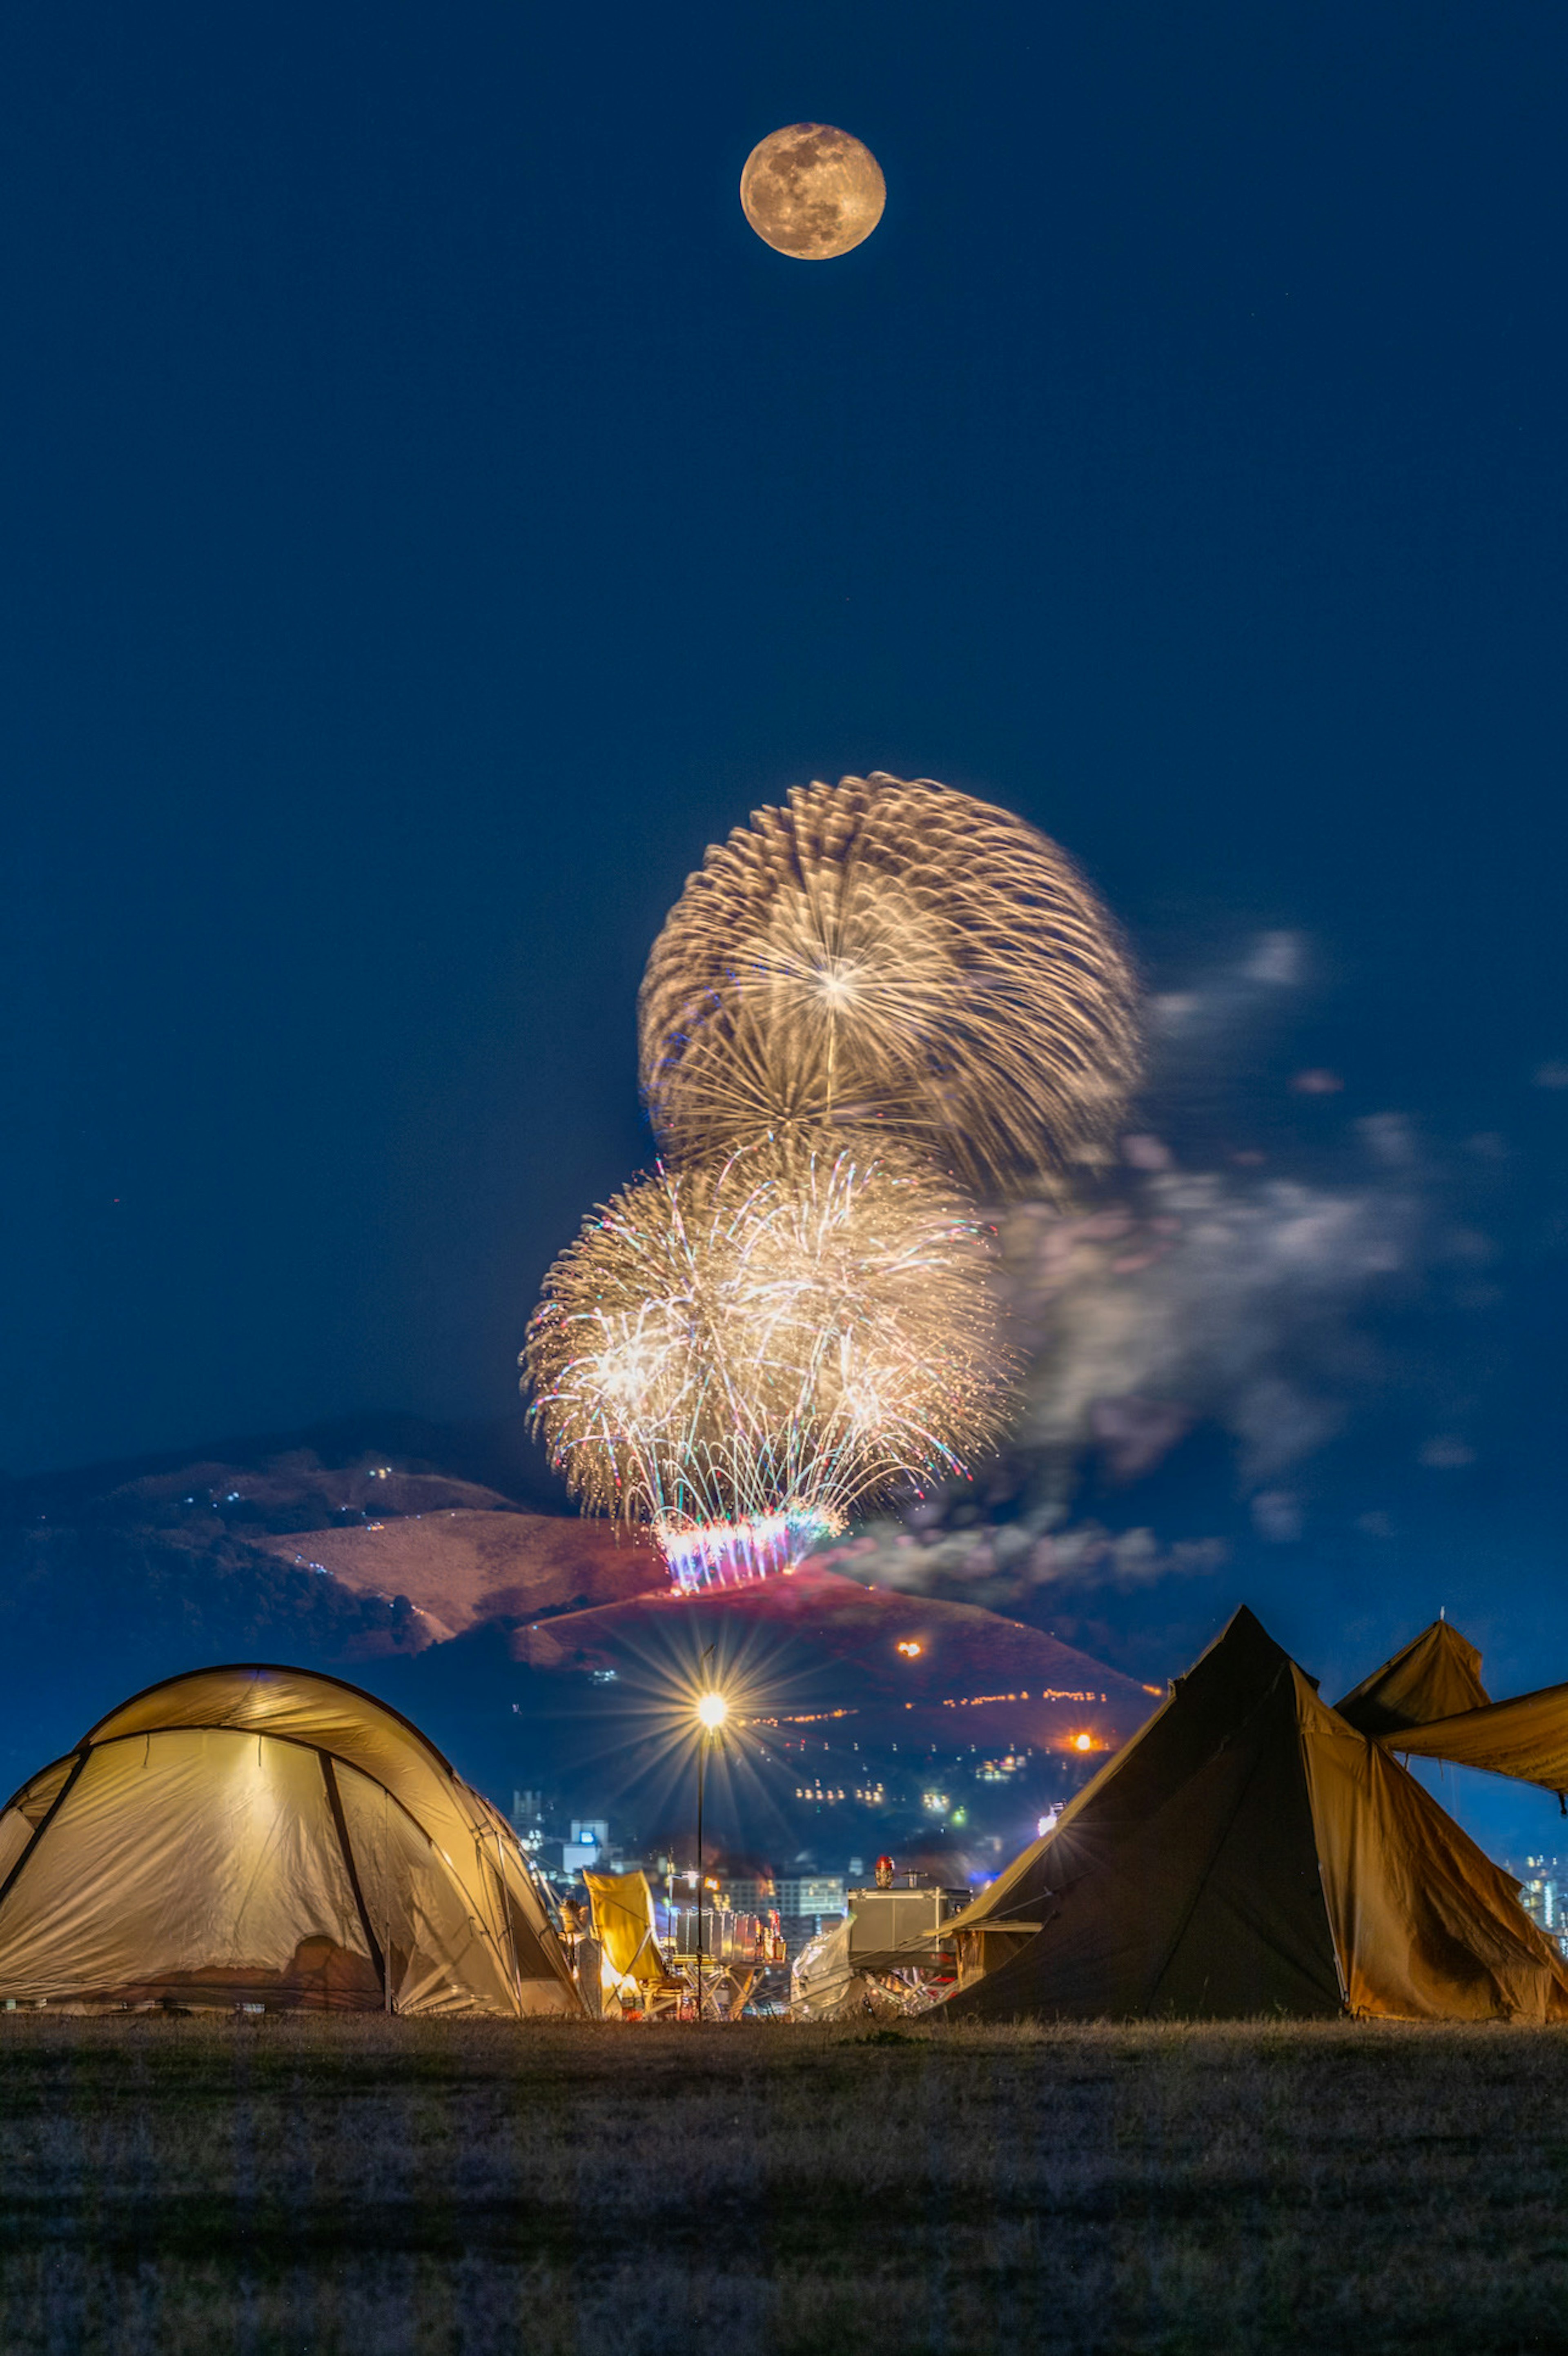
[
  {"xmin": 940, "ymin": 1608, "xmax": 1568, "ymax": 2023},
  {"xmin": 1336, "ymin": 1618, "xmax": 1491, "ymax": 1735},
  {"xmin": 0, "ymin": 1664, "xmax": 582, "ymax": 2015}
]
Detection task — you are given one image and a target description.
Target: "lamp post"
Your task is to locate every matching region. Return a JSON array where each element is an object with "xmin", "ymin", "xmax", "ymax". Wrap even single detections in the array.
[{"xmin": 694, "ymin": 1656, "xmax": 728, "ymax": 2023}]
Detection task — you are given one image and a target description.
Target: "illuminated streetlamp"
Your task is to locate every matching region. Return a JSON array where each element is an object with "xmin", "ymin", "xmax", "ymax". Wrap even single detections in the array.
[{"xmin": 693, "ymin": 1656, "xmax": 728, "ymax": 2022}]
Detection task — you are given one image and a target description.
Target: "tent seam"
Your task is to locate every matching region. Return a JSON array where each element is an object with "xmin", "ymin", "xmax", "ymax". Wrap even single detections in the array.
[
  {"xmin": 1146, "ymin": 1663, "xmax": 1339, "ymax": 2017},
  {"xmin": 78, "ymin": 1662, "xmax": 466, "ymax": 1779},
  {"xmin": 0, "ymin": 1750, "xmax": 90, "ymax": 1928},
  {"xmin": 318, "ymin": 1752, "xmax": 390, "ymax": 2005}
]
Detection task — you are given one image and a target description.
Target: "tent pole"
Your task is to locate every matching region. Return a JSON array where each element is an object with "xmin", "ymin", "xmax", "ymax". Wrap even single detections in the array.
[
  {"xmin": 696, "ymin": 1732, "xmax": 706, "ymax": 2026},
  {"xmin": 318, "ymin": 1753, "xmax": 388, "ymax": 2008},
  {"xmin": 0, "ymin": 1749, "xmax": 89, "ymax": 1924},
  {"xmin": 384, "ymin": 1787, "xmax": 393, "ymax": 2015},
  {"xmin": 495, "ymin": 1828, "xmax": 525, "ymax": 2013}
]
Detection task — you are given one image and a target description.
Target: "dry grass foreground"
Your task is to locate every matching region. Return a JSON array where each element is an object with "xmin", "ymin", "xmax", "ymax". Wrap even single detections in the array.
[{"xmin": 4, "ymin": 2014, "xmax": 1568, "ymax": 2356}]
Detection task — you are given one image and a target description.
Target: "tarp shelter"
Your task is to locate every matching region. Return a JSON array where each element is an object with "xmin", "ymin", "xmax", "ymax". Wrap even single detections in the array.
[
  {"xmin": 1339, "ymin": 1620, "xmax": 1568, "ymax": 1802},
  {"xmin": 1380, "ymin": 1685, "xmax": 1568, "ymax": 1800},
  {"xmin": 1336, "ymin": 1618, "xmax": 1491, "ymax": 1735},
  {"xmin": 0, "ymin": 1664, "xmax": 582, "ymax": 2015},
  {"xmin": 940, "ymin": 1608, "xmax": 1568, "ymax": 2023}
]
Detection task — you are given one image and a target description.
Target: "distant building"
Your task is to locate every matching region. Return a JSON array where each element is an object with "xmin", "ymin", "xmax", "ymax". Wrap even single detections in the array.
[
  {"xmin": 1516, "ymin": 1857, "xmax": 1568, "ymax": 1952},
  {"xmin": 776, "ymin": 1873, "xmax": 847, "ymax": 1945},
  {"xmin": 776, "ymin": 1874, "xmax": 846, "ymax": 1916},
  {"xmin": 563, "ymin": 1819, "xmax": 610, "ymax": 1875},
  {"xmin": 723, "ymin": 1875, "xmax": 777, "ymax": 1912}
]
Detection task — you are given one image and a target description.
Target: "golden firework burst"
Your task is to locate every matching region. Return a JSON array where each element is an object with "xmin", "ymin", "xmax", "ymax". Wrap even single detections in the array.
[
  {"xmin": 638, "ymin": 773, "xmax": 1141, "ymax": 1202},
  {"xmin": 521, "ymin": 1139, "xmax": 1016, "ymax": 1585}
]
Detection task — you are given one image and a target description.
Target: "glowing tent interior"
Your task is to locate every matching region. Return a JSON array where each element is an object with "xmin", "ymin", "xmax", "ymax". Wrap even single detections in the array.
[
  {"xmin": 938, "ymin": 1608, "xmax": 1568, "ymax": 2024},
  {"xmin": 0, "ymin": 1665, "xmax": 581, "ymax": 2015}
]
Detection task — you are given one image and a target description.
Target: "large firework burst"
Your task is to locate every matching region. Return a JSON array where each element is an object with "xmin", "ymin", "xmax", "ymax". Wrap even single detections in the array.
[
  {"xmin": 638, "ymin": 773, "xmax": 1141, "ymax": 1202},
  {"xmin": 521, "ymin": 1140, "xmax": 1016, "ymax": 1587}
]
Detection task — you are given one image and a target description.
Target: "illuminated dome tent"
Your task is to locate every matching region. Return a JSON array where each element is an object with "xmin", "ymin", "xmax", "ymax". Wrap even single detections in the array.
[{"xmin": 0, "ymin": 1665, "xmax": 581, "ymax": 2016}]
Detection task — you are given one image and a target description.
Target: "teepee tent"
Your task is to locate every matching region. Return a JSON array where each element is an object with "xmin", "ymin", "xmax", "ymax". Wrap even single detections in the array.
[
  {"xmin": 1336, "ymin": 1618, "xmax": 1491, "ymax": 1735},
  {"xmin": 0, "ymin": 1664, "xmax": 582, "ymax": 2015},
  {"xmin": 940, "ymin": 1609, "xmax": 1568, "ymax": 2024}
]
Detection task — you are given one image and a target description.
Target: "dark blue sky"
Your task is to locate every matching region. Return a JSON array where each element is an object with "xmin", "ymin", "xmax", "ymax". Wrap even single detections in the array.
[{"xmin": 4, "ymin": 2, "xmax": 1566, "ymax": 1821}]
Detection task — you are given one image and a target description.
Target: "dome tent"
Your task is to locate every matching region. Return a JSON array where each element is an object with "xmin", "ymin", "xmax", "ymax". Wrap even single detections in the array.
[{"xmin": 0, "ymin": 1664, "xmax": 582, "ymax": 2015}]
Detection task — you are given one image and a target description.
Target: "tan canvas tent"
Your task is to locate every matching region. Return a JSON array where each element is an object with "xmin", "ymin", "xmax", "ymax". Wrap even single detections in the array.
[
  {"xmin": 940, "ymin": 1608, "xmax": 1568, "ymax": 2023},
  {"xmin": 1339, "ymin": 1620, "xmax": 1568, "ymax": 1801},
  {"xmin": 1336, "ymin": 1618, "xmax": 1491, "ymax": 1735},
  {"xmin": 0, "ymin": 1664, "xmax": 582, "ymax": 2015}
]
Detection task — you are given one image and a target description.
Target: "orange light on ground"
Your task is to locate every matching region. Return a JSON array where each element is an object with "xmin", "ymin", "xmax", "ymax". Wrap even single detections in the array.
[
  {"xmin": 1072, "ymin": 1732, "xmax": 1094, "ymax": 1753},
  {"xmin": 896, "ymin": 1640, "xmax": 922, "ymax": 1658}
]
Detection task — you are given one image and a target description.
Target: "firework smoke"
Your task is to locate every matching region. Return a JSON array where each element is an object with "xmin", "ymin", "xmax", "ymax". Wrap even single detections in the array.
[{"xmin": 638, "ymin": 773, "xmax": 1141, "ymax": 1202}]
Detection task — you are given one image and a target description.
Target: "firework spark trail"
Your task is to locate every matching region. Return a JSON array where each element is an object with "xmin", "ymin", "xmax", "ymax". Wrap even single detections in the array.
[
  {"xmin": 638, "ymin": 773, "xmax": 1142, "ymax": 1203},
  {"xmin": 522, "ymin": 1141, "xmax": 1016, "ymax": 1586}
]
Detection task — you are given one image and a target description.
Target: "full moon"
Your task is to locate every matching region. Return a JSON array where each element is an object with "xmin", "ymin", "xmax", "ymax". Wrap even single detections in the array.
[{"xmin": 739, "ymin": 124, "xmax": 886, "ymax": 261}]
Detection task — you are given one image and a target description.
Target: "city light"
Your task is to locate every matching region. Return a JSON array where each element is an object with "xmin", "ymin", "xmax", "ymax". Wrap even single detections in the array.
[
  {"xmin": 895, "ymin": 1639, "xmax": 922, "ymax": 1659},
  {"xmin": 1072, "ymin": 1732, "xmax": 1094, "ymax": 1752},
  {"xmin": 697, "ymin": 1691, "xmax": 729, "ymax": 1732}
]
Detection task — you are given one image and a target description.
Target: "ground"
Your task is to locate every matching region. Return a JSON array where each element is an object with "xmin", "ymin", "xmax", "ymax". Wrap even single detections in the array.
[{"xmin": 3, "ymin": 2013, "xmax": 1568, "ymax": 2354}]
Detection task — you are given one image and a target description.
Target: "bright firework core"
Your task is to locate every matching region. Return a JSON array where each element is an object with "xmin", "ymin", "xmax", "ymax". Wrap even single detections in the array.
[
  {"xmin": 656, "ymin": 1507, "xmax": 841, "ymax": 1593},
  {"xmin": 523, "ymin": 1137, "xmax": 1014, "ymax": 1592}
]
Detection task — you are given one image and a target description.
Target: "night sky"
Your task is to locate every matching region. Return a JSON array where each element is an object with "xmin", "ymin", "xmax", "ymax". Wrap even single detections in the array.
[{"xmin": 4, "ymin": 5, "xmax": 1566, "ymax": 1841}]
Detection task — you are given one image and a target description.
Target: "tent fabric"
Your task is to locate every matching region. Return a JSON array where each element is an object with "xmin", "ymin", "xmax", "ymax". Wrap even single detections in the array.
[
  {"xmin": 1382, "ymin": 1683, "xmax": 1568, "ymax": 1796},
  {"xmin": 941, "ymin": 1608, "xmax": 1568, "ymax": 2024},
  {"xmin": 1335, "ymin": 1620, "xmax": 1490, "ymax": 1735},
  {"xmin": 0, "ymin": 1664, "xmax": 582, "ymax": 2016},
  {"xmin": 583, "ymin": 1870, "xmax": 682, "ymax": 1993},
  {"xmin": 791, "ymin": 1917, "xmax": 862, "ymax": 2020},
  {"xmin": 1299, "ymin": 1681, "xmax": 1568, "ymax": 2020}
]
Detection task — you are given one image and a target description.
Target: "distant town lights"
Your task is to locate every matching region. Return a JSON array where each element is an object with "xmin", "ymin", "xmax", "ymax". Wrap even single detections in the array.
[
  {"xmin": 1072, "ymin": 1732, "xmax": 1094, "ymax": 1752},
  {"xmin": 895, "ymin": 1640, "xmax": 923, "ymax": 1658}
]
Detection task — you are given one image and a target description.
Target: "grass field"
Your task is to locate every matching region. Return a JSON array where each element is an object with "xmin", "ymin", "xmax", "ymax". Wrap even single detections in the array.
[{"xmin": 4, "ymin": 2013, "xmax": 1568, "ymax": 2355}]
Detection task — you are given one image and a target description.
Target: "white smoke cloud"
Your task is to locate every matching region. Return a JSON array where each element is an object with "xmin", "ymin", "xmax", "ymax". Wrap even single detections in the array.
[
  {"xmin": 815, "ymin": 931, "xmax": 1511, "ymax": 1605},
  {"xmin": 993, "ymin": 1155, "xmax": 1416, "ymax": 1492}
]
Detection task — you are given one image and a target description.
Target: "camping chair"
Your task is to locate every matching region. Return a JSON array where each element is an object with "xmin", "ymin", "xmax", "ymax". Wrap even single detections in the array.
[{"xmin": 582, "ymin": 1870, "xmax": 687, "ymax": 2019}]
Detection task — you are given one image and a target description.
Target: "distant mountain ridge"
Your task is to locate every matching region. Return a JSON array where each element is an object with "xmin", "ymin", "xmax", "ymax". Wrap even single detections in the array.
[
  {"xmin": 0, "ymin": 1408, "xmax": 573, "ymax": 1524},
  {"xmin": 0, "ymin": 1415, "xmax": 1158, "ymax": 1869}
]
